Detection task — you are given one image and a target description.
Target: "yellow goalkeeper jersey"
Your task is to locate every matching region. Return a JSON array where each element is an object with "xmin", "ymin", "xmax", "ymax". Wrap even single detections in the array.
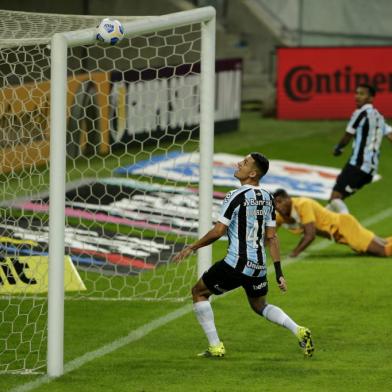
[
  {"xmin": 276, "ymin": 197, "xmax": 340, "ymax": 236},
  {"xmin": 276, "ymin": 197, "xmax": 375, "ymax": 253}
]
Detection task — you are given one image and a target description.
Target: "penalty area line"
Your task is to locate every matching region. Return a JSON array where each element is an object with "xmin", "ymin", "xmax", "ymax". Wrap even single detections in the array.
[{"xmin": 10, "ymin": 207, "xmax": 392, "ymax": 392}]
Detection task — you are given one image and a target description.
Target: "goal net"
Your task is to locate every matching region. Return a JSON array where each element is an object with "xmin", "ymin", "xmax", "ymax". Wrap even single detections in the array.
[{"xmin": 0, "ymin": 8, "xmax": 215, "ymax": 374}]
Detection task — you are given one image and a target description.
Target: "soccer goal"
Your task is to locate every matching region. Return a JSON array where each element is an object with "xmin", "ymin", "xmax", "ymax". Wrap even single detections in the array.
[{"xmin": 0, "ymin": 7, "xmax": 216, "ymax": 376}]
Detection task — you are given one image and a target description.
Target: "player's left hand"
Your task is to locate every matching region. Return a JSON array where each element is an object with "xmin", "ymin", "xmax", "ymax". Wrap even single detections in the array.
[
  {"xmin": 277, "ymin": 276, "xmax": 287, "ymax": 292},
  {"xmin": 333, "ymin": 145, "xmax": 343, "ymax": 156},
  {"xmin": 172, "ymin": 246, "xmax": 194, "ymax": 263}
]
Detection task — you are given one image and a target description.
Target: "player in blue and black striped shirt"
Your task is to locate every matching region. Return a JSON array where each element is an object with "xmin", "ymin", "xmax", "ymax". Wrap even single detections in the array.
[
  {"xmin": 173, "ymin": 152, "xmax": 313, "ymax": 358},
  {"xmin": 328, "ymin": 84, "xmax": 392, "ymax": 213}
]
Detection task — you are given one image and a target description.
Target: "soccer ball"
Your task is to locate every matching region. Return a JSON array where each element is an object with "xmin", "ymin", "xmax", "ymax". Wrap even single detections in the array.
[{"xmin": 96, "ymin": 18, "xmax": 124, "ymax": 45}]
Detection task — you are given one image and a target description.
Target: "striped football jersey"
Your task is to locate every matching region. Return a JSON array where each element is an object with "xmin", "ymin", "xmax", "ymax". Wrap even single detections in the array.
[
  {"xmin": 218, "ymin": 185, "xmax": 276, "ymax": 277},
  {"xmin": 346, "ymin": 103, "xmax": 392, "ymax": 175}
]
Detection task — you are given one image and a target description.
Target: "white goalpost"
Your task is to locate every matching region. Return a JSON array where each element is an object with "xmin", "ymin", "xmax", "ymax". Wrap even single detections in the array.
[
  {"xmin": 48, "ymin": 7, "xmax": 216, "ymax": 378},
  {"xmin": 0, "ymin": 7, "xmax": 215, "ymax": 376}
]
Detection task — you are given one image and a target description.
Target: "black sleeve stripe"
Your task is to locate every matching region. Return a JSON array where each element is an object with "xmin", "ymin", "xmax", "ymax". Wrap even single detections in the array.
[
  {"xmin": 223, "ymin": 189, "xmax": 249, "ymax": 220},
  {"xmin": 355, "ymin": 117, "xmax": 370, "ymax": 167},
  {"xmin": 352, "ymin": 110, "xmax": 367, "ymax": 129}
]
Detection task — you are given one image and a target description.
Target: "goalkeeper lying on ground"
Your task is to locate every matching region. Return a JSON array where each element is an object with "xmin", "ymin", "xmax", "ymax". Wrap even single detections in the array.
[{"xmin": 273, "ymin": 189, "xmax": 392, "ymax": 258}]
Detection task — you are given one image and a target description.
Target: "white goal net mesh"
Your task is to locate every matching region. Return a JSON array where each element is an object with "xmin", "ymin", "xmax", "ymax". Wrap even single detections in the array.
[{"xmin": 0, "ymin": 9, "xmax": 211, "ymax": 373}]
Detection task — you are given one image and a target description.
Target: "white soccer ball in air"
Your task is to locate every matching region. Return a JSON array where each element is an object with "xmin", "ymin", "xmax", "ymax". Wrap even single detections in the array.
[{"xmin": 96, "ymin": 18, "xmax": 124, "ymax": 45}]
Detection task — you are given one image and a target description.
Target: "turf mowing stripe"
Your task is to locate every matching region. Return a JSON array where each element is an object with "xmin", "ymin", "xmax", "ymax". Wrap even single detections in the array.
[
  {"xmin": 4, "ymin": 250, "xmax": 319, "ymax": 392},
  {"xmin": 359, "ymin": 207, "xmax": 392, "ymax": 227},
  {"xmin": 9, "ymin": 207, "xmax": 392, "ymax": 392},
  {"xmin": 9, "ymin": 304, "xmax": 194, "ymax": 392}
]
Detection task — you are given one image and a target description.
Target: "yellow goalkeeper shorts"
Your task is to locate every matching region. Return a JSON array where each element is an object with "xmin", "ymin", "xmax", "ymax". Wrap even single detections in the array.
[{"xmin": 333, "ymin": 214, "xmax": 375, "ymax": 253}]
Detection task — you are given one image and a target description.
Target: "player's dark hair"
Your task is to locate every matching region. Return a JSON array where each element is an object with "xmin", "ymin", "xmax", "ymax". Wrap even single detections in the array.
[
  {"xmin": 357, "ymin": 83, "xmax": 376, "ymax": 97},
  {"xmin": 273, "ymin": 188, "xmax": 289, "ymax": 199},
  {"xmin": 250, "ymin": 152, "xmax": 269, "ymax": 177}
]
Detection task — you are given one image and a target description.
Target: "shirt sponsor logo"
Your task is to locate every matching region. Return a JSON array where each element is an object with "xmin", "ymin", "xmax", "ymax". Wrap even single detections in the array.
[
  {"xmin": 247, "ymin": 210, "xmax": 265, "ymax": 217},
  {"xmin": 246, "ymin": 260, "xmax": 265, "ymax": 270},
  {"xmin": 243, "ymin": 199, "xmax": 272, "ymax": 206}
]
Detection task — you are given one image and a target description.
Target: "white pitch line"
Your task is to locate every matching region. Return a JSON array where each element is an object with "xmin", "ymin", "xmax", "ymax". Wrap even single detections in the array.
[
  {"xmin": 9, "ymin": 304, "xmax": 194, "ymax": 392},
  {"xmin": 359, "ymin": 207, "xmax": 392, "ymax": 227},
  {"xmin": 9, "ymin": 207, "xmax": 392, "ymax": 392}
]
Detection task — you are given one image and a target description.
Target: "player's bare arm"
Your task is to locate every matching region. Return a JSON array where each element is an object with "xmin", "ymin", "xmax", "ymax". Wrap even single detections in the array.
[
  {"xmin": 387, "ymin": 132, "xmax": 392, "ymax": 143},
  {"xmin": 333, "ymin": 132, "xmax": 354, "ymax": 156},
  {"xmin": 265, "ymin": 226, "xmax": 287, "ymax": 292},
  {"xmin": 172, "ymin": 222, "xmax": 227, "ymax": 263},
  {"xmin": 289, "ymin": 222, "xmax": 316, "ymax": 257}
]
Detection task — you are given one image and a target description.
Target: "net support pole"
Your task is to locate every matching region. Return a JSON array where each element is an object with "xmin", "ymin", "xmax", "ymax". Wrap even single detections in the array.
[
  {"xmin": 47, "ymin": 33, "xmax": 68, "ymax": 378},
  {"xmin": 198, "ymin": 11, "xmax": 216, "ymax": 278}
]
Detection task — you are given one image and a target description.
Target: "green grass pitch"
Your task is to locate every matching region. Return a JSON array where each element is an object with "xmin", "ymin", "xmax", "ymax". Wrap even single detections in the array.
[{"xmin": 1, "ymin": 112, "xmax": 392, "ymax": 391}]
